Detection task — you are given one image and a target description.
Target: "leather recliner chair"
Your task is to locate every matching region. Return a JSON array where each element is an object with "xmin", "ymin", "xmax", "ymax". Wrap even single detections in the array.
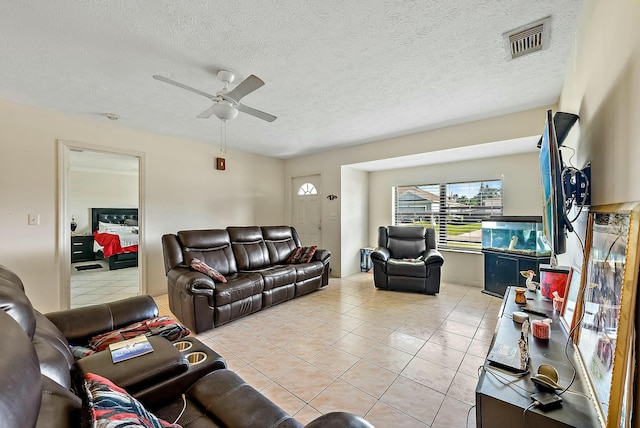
[{"xmin": 371, "ymin": 226, "xmax": 444, "ymax": 294}]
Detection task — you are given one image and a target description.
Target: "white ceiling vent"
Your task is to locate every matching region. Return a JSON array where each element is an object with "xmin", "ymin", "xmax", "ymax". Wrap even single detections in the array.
[{"xmin": 503, "ymin": 16, "xmax": 551, "ymax": 59}]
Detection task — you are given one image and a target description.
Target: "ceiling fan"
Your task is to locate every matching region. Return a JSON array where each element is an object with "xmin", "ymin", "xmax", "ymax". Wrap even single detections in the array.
[{"xmin": 153, "ymin": 70, "xmax": 277, "ymax": 122}]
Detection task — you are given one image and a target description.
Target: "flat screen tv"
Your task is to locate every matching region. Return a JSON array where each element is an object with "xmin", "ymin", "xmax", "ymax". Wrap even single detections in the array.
[{"xmin": 539, "ymin": 109, "xmax": 572, "ymax": 255}]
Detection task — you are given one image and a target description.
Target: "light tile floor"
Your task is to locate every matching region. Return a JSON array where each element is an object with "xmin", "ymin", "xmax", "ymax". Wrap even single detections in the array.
[
  {"xmin": 153, "ymin": 273, "xmax": 502, "ymax": 427},
  {"xmin": 70, "ymin": 261, "xmax": 139, "ymax": 308}
]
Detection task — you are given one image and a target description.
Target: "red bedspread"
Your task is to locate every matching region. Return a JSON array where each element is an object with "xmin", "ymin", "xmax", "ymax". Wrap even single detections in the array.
[{"xmin": 93, "ymin": 232, "xmax": 138, "ymax": 258}]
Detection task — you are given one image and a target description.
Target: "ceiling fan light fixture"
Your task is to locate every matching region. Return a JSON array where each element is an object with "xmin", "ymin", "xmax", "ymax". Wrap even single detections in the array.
[{"xmin": 212, "ymin": 101, "xmax": 238, "ymax": 121}]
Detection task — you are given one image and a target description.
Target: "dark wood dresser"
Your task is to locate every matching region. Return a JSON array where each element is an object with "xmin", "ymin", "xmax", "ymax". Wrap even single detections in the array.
[{"xmin": 71, "ymin": 235, "xmax": 95, "ymax": 263}]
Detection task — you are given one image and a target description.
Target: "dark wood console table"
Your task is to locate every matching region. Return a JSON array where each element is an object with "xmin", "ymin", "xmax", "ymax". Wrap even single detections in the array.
[{"xmin": 475, "ymin": 286, "xmax": 601, "ymax": 427}]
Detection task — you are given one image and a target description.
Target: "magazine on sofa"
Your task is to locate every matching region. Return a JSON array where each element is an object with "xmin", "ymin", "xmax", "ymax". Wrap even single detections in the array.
[{"xmin": 109, "ymin": 335, "xmax": 153, "ymax": 363}]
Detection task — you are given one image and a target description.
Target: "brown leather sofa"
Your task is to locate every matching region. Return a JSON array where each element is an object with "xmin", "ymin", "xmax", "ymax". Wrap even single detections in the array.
[
  {"xmin": 162, "ymin": 226, "xmax": 331, "ymax": 333},
  {"xmin": 0, "ymin": 263, "xmax": 372, "ymax": 428}
]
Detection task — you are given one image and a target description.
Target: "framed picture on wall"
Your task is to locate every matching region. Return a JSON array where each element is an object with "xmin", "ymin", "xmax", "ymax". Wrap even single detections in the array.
[{"xmin": 573, "ymin": 202, "xmax": 640, "ymax": 427}]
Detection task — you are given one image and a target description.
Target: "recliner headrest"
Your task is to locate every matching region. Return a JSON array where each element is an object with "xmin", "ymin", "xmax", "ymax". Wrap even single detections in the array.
[
  {"xmin": 0, "ymin": 310, "xmax": 42, "ymax": 427},
  {"xmin": 261, "ymin": 226, "xmax": 294, "ymax": 241},
  {"xmin": 227, "ymin": 226, "xmax": 263, "ymax": 242},
  {"xmin": 0, "ymin": 273, "xmax": 36, "ymax": 338},
  {"xmin": 387, "ymin": 226, "xmax": 426, "ymax": 240},
  {"xmin": 0, "ymin": 264, "xmax": 25, "ymax": 292},
  {"xmin": 178, "ymin": 229, "xmax": 231, "ymax": 249}
]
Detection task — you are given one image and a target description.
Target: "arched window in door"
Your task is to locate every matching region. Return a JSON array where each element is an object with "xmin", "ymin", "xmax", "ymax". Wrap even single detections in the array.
[{"xmin": 297, "ymin": 182, "xmax": 318, "ymax": 195}]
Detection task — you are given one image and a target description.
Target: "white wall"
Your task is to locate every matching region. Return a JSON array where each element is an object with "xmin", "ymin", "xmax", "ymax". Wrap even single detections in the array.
[
  {"xmin": 286, "ymin": 105, "xmax": 554, "ymax": 279},
  {"xmin": 557, "ymin": 1, "xmax": 640, "ymax": 269},
  {"xmin": 367, "ymin": 151, "xmax": 542, "ymax": 286},
  {"xmin": 556, "ymin": 1, "xmax": 640, "ymax": 414},
  {"xmin": 69, "ymin": 170, "xmax": 138, "ymax": 235},
  {"xmin": 0, "ymin": 99, "xmax": 285, "ymax": 312},
  {"xmin": 340, "ymin": 166, "xmax": 369, "ymax": 276}
]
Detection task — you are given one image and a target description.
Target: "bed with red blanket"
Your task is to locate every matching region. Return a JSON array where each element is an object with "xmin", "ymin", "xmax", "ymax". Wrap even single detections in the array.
[{"xmin": 91, "ymin": 208, "xmax": 139, "ymax": 270}]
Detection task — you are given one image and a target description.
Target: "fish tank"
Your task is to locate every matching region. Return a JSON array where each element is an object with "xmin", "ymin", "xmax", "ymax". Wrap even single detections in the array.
[{"xmin": 482, "ymin": 216, "xmax": 551, "ymax": 257}]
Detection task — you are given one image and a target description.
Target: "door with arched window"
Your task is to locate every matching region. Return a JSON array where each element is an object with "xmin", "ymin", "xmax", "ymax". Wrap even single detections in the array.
[{"xmin": 292, "ymin": 175, "xmax": 322, "ymax": 247}]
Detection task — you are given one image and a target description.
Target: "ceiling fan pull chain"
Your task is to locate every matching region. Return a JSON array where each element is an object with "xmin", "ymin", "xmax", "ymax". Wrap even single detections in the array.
[{"xmin": 220, "ymin": 120, "xmax": 227, "ymax": 153}]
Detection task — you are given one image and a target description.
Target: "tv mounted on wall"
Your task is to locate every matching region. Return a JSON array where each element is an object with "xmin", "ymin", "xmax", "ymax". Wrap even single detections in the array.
[{"xmin": 539, "ymin": 109, "xmax": 573, "ymax": 255}]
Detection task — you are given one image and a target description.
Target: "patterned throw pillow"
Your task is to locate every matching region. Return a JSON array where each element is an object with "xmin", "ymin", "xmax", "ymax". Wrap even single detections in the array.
[
  {"xmin": 286, "ymin": 247, "xmax": 304, "ymax": 264},
  {"xmin": 299, "ymin": 245, "xmax": 317, "ymax": 263},
  {"xmin": 88, "ymin": 316, "xmax": 190, "ymax": 352},
  {"xmin": 71, "ymin": 345, "xmax": 96, "ymax": 360},
  {"xmin": 83, "ymin": 372, "xmax": 182, "ymax": 428},
  {"xmin": 287, "ymin": 246, "xmax": 317, "ymax": 264},
  {"xmin": 190, "ymin": 258, "xmax": 227, "ymax": 283}
]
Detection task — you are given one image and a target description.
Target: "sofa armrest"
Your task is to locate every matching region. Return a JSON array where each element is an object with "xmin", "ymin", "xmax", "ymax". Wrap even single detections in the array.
[
  {"xmin": 168, "ymin": 267, "xmax": 216, "ymax": 293},
  {"xmin": 424, "ymin": 249, "xmax": 444, "ymax": 267},
  {"xmin": 305, "ymin": 412, "xmax": 374, "ymax": 428},
  {"xmin": 371, "ymin": 247, "xmax": 390, "ymax": 263},
  {"xmin": 185, "ymin": 369, "xmax": 299, "ymax": 428},
  {"xmin": 71, "ymin": 336, "xmax": 188, "ymax": 395},
  {"xmin": 313, "ymin": 248, "xmax": 331, "ymax": 263},
  {"xmin": 46, "ymin": 295, "xmax": 159, "ymax": 345}
]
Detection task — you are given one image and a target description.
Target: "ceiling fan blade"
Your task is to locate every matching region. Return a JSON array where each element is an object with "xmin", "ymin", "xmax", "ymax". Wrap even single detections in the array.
[
  {"xmin": 238, "ymin": 103, "xmax": 277, "ymax": 122},
  {"xmin": 196, "ymin": 105, "xmax": 218, "ymax": 119},
  {"xmin": 153, "ymin": 75, "xmax": 217, "ymax": 100},
  {"xmin": 225, "ymin": 75, "xmax": 265, "ymax": 102}
]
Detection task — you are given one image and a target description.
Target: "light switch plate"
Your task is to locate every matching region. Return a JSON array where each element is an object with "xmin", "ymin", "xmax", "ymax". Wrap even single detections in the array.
[{"xmin": 216, "ymin": 157, "xmax": 226, "ymax": 170}]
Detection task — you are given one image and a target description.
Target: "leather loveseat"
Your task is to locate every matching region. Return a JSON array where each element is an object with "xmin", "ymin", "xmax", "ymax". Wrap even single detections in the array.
[
  {"xmin": 162, "ymin": 226, "xmax": 331, "ymax": 333},
  {"xmin": 0, "ymin": 263, "xmax": 372, "ymax": 428}
]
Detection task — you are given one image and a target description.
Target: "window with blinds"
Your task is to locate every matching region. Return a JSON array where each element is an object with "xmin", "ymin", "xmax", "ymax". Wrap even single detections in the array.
[{"xmin": 394, "ymin": 179, "xmax": 503, "ymax": 250}]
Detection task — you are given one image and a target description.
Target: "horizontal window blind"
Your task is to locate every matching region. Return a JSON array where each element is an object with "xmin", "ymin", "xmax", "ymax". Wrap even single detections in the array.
[{"xmin": 394, "ymin": 180, "xmax": 503, "ymax": 250}]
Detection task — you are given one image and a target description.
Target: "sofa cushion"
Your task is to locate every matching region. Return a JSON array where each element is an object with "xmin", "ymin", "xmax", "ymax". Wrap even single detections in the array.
[
  {"xmin": 190, "ymin": 258, "xmax": 227, "ymax": 283},
  {"xmin": 387, "ymin": 258, "xmax": 427, "ymax": 278},
  {"xmin": 177, "ymin": 229, "xmax": 238, "ymax": 276},
  {"xmin": 215, "ymin": 273, "xmax": 264, "ymax": 306},
  {"xmin": 83, "ymin": 372, "xmax": 181, "ymax": 428},
  {"xmin": 386, "ymin": 226, "xmax": 427, "ymax": 259},
  {"xmin": 88, "ymin": 317, "xmax": 190, "ymax": 352},
  {"xmin": 228, "ymin": 226, "xmax": 271, "ymax": 270},
  {"xmin": 292, "ymin": 261, "xmax": 325, "ymax": 282},
  {"xmin": 262, "ymin": 226, "xmax": 299, "ymax": 264},
  {"xmin": 252, "ymin": 265, "xmax": 297, "ymax": 291}
]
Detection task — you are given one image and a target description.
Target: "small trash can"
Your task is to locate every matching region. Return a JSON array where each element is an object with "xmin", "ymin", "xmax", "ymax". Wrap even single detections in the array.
[{"xmin": 360, "ymin": 247, "xmax": 374, "ymax": 272}]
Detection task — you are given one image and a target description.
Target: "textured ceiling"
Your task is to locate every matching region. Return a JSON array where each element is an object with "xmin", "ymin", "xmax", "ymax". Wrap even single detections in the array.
[{"xmin": 1, "ymin": 1, "xmax": 581, "ymax": 159}]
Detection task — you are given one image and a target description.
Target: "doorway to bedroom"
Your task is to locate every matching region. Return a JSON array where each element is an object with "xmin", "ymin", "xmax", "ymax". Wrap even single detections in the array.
[{"xmin": 59, "ymin": 142, "xmax": 144, "ymax": 309}]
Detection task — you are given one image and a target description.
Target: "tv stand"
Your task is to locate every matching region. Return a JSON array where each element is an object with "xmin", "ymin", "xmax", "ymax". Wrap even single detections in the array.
[{"xmin": 475, "ymin": 286, "xmax": 600, "ymax": 427}]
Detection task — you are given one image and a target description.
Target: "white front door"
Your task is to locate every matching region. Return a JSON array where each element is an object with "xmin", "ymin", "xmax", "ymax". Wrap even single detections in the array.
[{"xmin": 292, "ymin": 175, "xmax": 322, "ymax": 247}]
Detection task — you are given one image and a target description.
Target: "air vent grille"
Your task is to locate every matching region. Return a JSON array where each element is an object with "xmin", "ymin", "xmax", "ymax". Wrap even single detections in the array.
[
  {"xmin": 509, "ymin": 24, "xmax": 544, "ymax": 58},
  {"xmin": 503, "ymin": 17, "xmax": 551, "ymax": 60}
]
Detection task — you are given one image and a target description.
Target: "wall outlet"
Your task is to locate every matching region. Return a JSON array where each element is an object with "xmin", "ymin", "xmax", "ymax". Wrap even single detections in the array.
[{"xmin": 28, "ymin": 214, "xmax": 40, "ymax": 225}]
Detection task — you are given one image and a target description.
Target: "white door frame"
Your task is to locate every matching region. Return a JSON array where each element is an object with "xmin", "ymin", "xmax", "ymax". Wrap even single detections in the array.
[{"xmin": 57, "ymin": 140, "xmax": 145, "ymax": 310}]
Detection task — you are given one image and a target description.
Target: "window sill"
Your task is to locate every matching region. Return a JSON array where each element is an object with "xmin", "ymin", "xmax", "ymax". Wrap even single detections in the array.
[{"xmin": 439, "ymin": 248, "xmax": 482, "ymax": 255}]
